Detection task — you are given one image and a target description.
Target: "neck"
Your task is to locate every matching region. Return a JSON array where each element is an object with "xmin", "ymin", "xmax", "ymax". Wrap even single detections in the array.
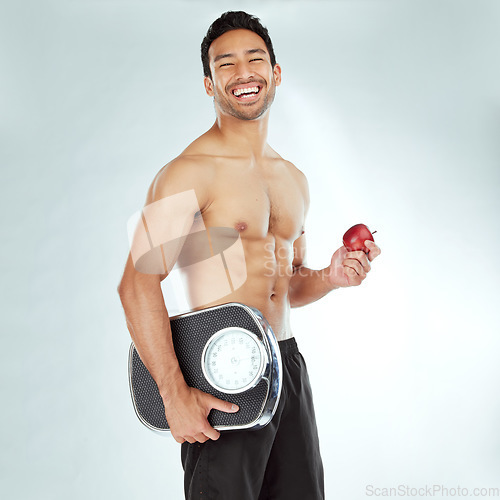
[{"xmin": 212, "ymin": 110, "xmax": 270, "ymax": 158}]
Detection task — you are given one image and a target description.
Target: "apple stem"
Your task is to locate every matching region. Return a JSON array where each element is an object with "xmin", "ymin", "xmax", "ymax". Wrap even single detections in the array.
[{"xmin": 372, "ymin": 230, "xmax": 377, "ymax": 235}]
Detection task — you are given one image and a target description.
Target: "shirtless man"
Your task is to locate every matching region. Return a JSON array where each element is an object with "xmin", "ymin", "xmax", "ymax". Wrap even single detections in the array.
[{"xmin": 118, "ymin": 11, "xmax": 381, "ymax": 500}]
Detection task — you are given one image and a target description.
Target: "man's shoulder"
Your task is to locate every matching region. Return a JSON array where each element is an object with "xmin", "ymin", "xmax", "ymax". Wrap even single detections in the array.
[
  {"xmin": 271, "ymin": 155, "xmax": 310, "ymax": 207},
  {"xmin": 268, "ymin": 147, "xmax": 307, "ymax": 179},
  {"xmin": 283, "ymin": 158, "xmax": 307, "ymax": 179},
  {"xmin": 147, "ymin": 152, "xmax": 216, "ymax": 205},
  {"xmin": 271, "ymin": 154, "xmax": 309, "ymax": 191},
  {"xmin": 158, "ymin": 153, "xmax": 216, "ymax": 177}
]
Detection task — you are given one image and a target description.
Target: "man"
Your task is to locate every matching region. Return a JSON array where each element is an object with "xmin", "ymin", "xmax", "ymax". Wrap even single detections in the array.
[{"xmin": 118, "ymin": 11, "xmax": 381, "ymax": 500}]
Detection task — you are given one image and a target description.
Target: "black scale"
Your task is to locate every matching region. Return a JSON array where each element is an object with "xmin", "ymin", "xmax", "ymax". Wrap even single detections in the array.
[{"xmin": 128, "ymin": 303, "xmax": 282, "ymax": 434}]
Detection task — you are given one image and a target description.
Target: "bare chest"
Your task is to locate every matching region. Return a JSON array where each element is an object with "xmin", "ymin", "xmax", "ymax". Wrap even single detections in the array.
[{"xmin": 203, "ymin": 163, "xmax": 305, "ymax": 241}]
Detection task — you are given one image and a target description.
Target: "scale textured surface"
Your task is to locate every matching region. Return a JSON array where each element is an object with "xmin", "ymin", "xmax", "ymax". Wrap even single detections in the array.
[{"xmin": 130, "ymin": 304, "xmax": 270, "ymax": 430}]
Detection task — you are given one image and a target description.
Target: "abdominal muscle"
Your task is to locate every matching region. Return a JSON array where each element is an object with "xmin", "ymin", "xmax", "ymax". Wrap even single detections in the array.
[{"xmin": 182, "ymin": 233, "xmax": 295, "ymax": 341}]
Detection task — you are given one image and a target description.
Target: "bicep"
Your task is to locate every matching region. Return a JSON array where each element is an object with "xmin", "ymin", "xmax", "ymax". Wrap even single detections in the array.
[{"xmin": 129, "ymin": 158, "xmax": 212, "ymax": 277}]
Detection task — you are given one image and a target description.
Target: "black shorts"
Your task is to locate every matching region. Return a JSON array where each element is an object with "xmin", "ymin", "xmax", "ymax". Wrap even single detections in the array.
[{"xmin": 181, "ymin": 337, "xmax": 325, "ymax": 500}]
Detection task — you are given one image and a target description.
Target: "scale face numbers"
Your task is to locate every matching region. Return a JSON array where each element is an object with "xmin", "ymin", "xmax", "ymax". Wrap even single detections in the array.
[{"xmin": 202, "ymin": 327, "xmax": 266, "ymax": 394}]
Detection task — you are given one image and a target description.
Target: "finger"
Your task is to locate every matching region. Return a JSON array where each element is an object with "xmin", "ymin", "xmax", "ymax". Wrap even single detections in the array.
[
  {"xmin": 344, "ymin": 272, "xmax": 350, "ymax": 286},
  {"xmin": 365, "ymin": 240, "xmax": 381, "ymax": 262},
  {"xmin": 345, "ymin": 250, "xmax": 366, "ymax": 260},
  {"xmin": 193, "ymin": 432, "xmax": 209, "ymax": 443},
  {"xmin": 356, "ymin": 253, "xmax": 371, "ymax": 273},
  {"xmin": 362, "ymin": 259, "xmax": 371, "ymax": 273},
  {"xmin": 203, "ymin": 425, "xmax": 221, "ymax": 441},
  {"xmin": 206, "ymin": 394, "xmax": 239, "ymax": 414},
  {"xmin": 173, "ymin": 435, "xmax": 186, "ymax": 444},
  {"xmin": 343, "ymin": 259, "xmax": 366, "ymax": 278},
  {"xmin": 345, "ymin": 250, "xmax": 371, "ymax": 272},
  {"xmin": 344, "ymin": 266, "xmax": 361, "ymax": 286}
]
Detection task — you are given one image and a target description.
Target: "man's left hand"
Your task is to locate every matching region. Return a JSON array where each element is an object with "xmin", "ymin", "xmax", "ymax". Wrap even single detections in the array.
[{"xmin": 326, "ymin": 240, "xmax": 381, "ymax": 288}]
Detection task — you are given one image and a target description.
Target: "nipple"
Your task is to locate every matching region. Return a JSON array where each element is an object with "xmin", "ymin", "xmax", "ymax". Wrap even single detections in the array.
[{"xmin": 235, "ymin": 221, "xmax": 248, "ymax": 232}]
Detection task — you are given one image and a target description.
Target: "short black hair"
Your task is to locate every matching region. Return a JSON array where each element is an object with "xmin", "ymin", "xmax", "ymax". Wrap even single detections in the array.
[{"xmin": 201, "ymin": 11, "xmax": 277, "ymax": 79}]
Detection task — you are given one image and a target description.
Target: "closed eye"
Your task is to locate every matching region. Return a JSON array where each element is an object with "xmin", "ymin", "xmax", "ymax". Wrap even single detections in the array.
[
  {"xmin": 220, "ymin": 63, "xmax": 234, "ymax": 67},
  {"xmin": 250, "ymin": 58, "xmax": 263, "ymax": 62}
]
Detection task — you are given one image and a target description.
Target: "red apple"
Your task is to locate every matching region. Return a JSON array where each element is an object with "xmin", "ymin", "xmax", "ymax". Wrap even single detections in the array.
[{"xmin": 343, "ymin": 224, "xmax": 376, "ymax": 253}]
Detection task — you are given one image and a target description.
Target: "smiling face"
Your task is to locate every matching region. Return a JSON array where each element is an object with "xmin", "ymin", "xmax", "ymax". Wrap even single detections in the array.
[{"xmin": 204, "ymin": 29, "xmax": 281, "ymax": 121}]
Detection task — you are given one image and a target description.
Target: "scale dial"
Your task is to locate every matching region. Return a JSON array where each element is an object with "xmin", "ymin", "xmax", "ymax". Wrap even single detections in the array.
[{"xmin": 202, "ymin": 327, "xmax": 265, "ymax": 394}]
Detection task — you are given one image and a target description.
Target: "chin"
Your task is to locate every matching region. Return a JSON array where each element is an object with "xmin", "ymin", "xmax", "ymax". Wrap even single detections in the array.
[
  {"xmin": 237, "ymin": 110, "xmax": 267, "ymax": 121},
  {"xmin": 234, "ymin": 100, "xmax": 273, "ymax": 121}
]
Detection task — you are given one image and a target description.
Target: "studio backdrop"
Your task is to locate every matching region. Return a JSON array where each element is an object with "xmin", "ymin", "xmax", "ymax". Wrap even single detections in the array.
[{"xmin": 1, "ymin": 1, "xmax": 499, "ymax": 499}]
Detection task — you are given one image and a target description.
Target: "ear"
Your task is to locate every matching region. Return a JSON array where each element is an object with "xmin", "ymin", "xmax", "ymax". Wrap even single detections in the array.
[
  {"xmin": 273, "ymin": 64, "xmax": 282, "ymax": 87},
  {"xmin": 204, "ymin": 76, "xmax": 215, "ymax": 97}
]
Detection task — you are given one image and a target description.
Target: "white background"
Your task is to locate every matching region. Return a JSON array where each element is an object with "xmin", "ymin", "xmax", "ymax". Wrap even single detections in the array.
[{"xmin": 1, "ymin": 0, "xmax": 499, "ymax": 499}]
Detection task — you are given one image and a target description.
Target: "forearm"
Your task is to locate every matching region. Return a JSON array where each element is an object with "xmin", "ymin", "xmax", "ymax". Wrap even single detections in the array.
[
  {"xmin": 118, "ymin": 278, "xmax": 186, "ymax": 402},
  {"xmin": 288, "ymin": 265, "xmax": 338, "ymax": 308}
]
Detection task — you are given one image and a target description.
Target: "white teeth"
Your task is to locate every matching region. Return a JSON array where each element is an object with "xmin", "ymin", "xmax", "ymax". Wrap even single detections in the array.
[{"xmin": 233, "ymin": 86, "xmax": 260, "ymax": 97}]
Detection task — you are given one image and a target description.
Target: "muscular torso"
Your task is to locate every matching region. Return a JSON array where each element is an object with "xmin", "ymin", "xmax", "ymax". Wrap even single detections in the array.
[{"xmin": 170, "ymin": 136, "xmax": 307, "ymax": 341}]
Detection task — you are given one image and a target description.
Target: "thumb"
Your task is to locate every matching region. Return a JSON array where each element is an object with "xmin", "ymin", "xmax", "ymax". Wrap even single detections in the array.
[{"xmin": 206, "ymin": 394, "xmax": 239, "ymax": 414}]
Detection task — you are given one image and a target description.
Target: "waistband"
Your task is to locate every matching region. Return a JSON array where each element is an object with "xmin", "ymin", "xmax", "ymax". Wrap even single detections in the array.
[{"xmin": 278, "ymin": 337, "xmax": 299, "ymax": 357}]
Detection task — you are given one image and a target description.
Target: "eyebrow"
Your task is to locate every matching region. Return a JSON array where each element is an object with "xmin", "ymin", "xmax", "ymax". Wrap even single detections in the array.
[{"xmin": 213, "ymin": 48, "xmax": 267, "ymax": 63}]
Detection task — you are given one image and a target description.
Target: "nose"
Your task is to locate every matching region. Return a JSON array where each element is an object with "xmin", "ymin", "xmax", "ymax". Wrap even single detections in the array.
[{"xmin": 233, "ymin": 61, "xmax": 255, "ymax": 81}]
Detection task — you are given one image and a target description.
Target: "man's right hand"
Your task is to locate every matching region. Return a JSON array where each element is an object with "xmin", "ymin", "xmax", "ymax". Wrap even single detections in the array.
[{"xmin": 163, "ymin": 385, "xmax": 239, "ymax": 444}]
